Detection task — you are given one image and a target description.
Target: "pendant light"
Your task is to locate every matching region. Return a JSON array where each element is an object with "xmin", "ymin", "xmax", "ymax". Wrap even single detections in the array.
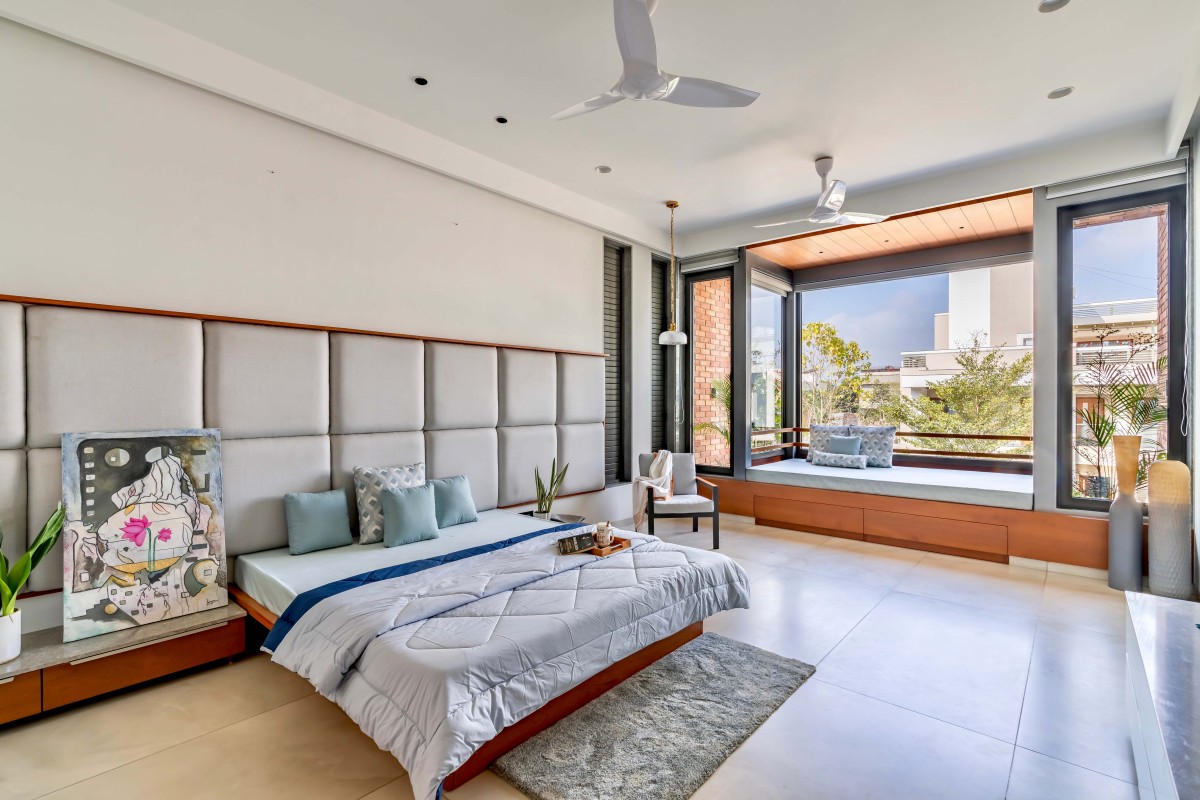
[{"xmin": 659, "ymin": 200, "xmax": 687, "ymax": 346}]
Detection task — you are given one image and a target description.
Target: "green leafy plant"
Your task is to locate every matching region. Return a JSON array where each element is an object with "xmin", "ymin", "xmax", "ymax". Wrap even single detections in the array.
[
  {"xmin": 693, "ymin": 374, "xmax": 733, "ymax": 443},
  {"xmin": 1, "ymin": 504, "xmax": 65, "ymax": 617},
  {"xmin": 534, "ymin": 458, "xmax": 569, "ymax": 515}
]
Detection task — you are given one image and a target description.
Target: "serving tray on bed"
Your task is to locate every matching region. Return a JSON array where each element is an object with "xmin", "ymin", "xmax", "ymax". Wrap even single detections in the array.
[{"xmin": 588, "ymin": 537, "xmax": 631, "ymax": 557}]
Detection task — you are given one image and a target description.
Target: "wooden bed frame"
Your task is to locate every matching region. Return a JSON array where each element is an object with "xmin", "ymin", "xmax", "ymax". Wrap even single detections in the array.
[{"xmin": 228, "ymin": 586, "xmax": 704, "ymax": 790}]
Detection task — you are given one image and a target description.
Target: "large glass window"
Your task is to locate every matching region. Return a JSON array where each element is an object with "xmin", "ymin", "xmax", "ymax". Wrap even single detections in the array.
[
  {"xmin": 1058, "ymin": 187, "xmax": 1186, "ymax": 508},
  {"xmin": 750, "ymin": 285, "xmax": 785, "ymax": 452},
  {"xmin": 689, "ymin": 272, "xmax": 733, "ymax": 469},
  {"xmin": 800, "ymin": 264, "xmax": 1035, "ymax": 465}
]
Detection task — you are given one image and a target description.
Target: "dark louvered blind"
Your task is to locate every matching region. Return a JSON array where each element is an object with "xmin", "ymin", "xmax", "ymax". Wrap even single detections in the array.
[
  {"xmin": 650, "ymin": 257, "xmax": 668, "ymax": 454},
  {"xmin": 603, "ymin": 242, "xmax": 627, "ymax": 483}
]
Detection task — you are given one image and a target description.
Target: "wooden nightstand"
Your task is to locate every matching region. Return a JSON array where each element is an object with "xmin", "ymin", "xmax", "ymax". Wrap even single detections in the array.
[{"xmin": 0, "ymin": 603, "xmax": 246, "ymax": 725}]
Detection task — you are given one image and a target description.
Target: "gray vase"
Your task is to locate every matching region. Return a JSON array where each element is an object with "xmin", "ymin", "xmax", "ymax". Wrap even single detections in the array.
[{"xmin": 1107, "ymin": 437, "xmax": 1143, "ymax": 592}]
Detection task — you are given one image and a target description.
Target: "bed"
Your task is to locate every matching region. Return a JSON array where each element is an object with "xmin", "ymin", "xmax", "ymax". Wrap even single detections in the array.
[{"xmin": 232, "ymin": 510, "xmax": 750, "ymax": 800}]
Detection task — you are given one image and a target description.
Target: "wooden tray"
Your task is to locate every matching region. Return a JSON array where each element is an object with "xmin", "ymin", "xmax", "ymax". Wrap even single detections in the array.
[{"xmin": 588, "ymin": 536, "xmax": 631, "ymax": 557}]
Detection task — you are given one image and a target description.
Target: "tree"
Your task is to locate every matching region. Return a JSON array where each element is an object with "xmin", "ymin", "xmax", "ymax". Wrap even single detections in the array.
[
  {"xmin": 801, "ymin": 322, "xmax": 871, "ymax": 425},
  {"xmin": 863, "ymin": 333, "xmax": 1033, "ymax": 454}
]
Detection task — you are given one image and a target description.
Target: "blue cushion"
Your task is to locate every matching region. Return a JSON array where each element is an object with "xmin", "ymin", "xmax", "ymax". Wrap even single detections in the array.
[
  {"xmin": 430, "ymin": 475, "xmax": 479, "ymax": 528},
  {"xmin": 382, "ymin": 484, "xmax": 440, "ymax": 547},
  {"xmin": 826, "ymin": 435, "xmax": 862, "ymax": 456},
  {"xmin": 284, "ymin": 490, "xmax": 354, "ymax": 555}
]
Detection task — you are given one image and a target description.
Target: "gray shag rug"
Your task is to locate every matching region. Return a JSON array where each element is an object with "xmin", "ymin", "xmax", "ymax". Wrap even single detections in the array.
[{"xmin": 491, "ymin": 633, "xmax": 815, "ymax": 800}]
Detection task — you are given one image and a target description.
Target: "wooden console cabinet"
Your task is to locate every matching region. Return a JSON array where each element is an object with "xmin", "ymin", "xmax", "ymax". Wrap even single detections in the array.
[{"xmin": 0, "ymin": 604, "xmax": 245, "ymax": 725}]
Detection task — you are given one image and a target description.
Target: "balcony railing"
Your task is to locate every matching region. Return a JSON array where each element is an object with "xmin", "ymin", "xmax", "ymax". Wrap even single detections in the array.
[{"xmin": 751, "ymin": 427, "xmax": 1033, "ymax": 461}]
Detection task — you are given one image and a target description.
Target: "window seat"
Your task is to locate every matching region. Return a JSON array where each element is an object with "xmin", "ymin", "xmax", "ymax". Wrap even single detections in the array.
[{"xmin": 747, "ymin": 459, "xmax": 1033, "ymax": 511}]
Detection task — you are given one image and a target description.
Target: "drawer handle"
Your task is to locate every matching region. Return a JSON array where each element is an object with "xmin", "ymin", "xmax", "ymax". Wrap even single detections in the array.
[{"xmin": 68, "ymin": 622, "xmax": 229, "ymax": 666}]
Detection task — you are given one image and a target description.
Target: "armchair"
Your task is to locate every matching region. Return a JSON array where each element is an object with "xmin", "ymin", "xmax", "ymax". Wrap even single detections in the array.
[{"xmin": 637, "ymin": 453, "xmax": 720, "ymax": 549}]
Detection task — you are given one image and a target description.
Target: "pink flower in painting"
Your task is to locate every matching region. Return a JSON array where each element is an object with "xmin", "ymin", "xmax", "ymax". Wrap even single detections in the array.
[
  {"xmin": 156, "ymin": 528, "xmax": 172, "ymax": 543},
  {"xmin": 120, "ymin": 516, "xmax": 152, "ymax": 547}
]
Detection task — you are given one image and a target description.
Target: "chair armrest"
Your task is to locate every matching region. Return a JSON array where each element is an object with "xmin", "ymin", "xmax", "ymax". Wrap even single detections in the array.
[{"xmin": 695, "ymin": 477, "xmax": 718, "ymax": 492}]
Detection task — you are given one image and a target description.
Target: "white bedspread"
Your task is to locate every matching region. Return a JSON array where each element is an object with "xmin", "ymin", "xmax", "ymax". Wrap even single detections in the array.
[{"xmin": 268, "ymin": 528, "xmax": 750, "ymax": 800}]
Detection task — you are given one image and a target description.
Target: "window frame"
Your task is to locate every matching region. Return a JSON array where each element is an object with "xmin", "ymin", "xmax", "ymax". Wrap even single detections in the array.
[
  {"xmin": 1054, "ymin": 185, "xmax": 1189, "ymax": 511},
  {"xmin": 749, "ymin": 281, "xmax": 789, "ymax": 464}
]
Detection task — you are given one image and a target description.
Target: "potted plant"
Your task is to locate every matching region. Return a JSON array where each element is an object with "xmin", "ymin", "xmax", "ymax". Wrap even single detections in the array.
[
  {"xmin": 1, "ymin": 504, "xmax": 65, "ymax": 664},
  {"xmin": 533, "ymin": 459, "xmax": 569, "ymax": 520}
]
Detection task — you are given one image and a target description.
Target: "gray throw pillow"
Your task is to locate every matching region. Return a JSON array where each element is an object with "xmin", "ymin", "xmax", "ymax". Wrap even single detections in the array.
[
  {"xmin": 430, "ymin": 475, "xmax": 478, "ymax": 528},
  {"xmin": 353, "ymin": 462, "xmax": 426, "ymax": 544},
  {"xmin": 848, "ymin": 425, "xmax": 896, "ymax": 468},
  {"xmin": 812, "ymin": 450, "xmax": 869, "ymax": 470},
  {"xmin": 807, "ymin": 425, "xmax": 850, "ymax": 462},
  {"xmin": 284, "ymin": 490, "xmax": 354, "ymax": 555},
  {"xmin": 381, "ymin": 484, "xmax": 440, "ymax": 547},
  {"xmin": 827, "ymin": 435, "xmax": 862, "ymax": 456}
]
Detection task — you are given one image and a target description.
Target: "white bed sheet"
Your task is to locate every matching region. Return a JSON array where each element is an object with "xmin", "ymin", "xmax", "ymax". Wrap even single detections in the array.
[{"xmin": 234, "ymin": 509, "xmax": 561, "ymax": 616}]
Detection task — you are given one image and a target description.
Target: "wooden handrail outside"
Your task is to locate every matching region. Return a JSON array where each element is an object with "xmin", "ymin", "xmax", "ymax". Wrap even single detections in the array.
[{"xmin": 749, "ymin": 426, "xmax": 1034, "ymax": 460}]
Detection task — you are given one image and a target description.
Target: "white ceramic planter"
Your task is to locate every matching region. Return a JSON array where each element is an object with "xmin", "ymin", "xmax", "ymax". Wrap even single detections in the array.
[{"xmin": 0, "ymin": 609, "xmax": 20, "ymax": 664}]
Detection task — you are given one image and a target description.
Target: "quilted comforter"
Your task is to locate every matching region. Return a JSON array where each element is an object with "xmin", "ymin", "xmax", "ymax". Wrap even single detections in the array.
[{"xmin": 266, "ymin": 526, "xmax": 750, "ymax": 800}]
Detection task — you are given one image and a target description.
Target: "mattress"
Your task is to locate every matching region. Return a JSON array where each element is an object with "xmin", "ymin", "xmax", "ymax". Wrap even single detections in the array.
[{"xmin": 234, "ymin": 509, "xmax": 560, "ymax": 616}]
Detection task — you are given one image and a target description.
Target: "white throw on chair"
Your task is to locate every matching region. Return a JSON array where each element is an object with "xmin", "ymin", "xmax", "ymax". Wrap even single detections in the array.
[{"xmin": 636, "ymin": 453, "xmax": 719, "ymax": 549}]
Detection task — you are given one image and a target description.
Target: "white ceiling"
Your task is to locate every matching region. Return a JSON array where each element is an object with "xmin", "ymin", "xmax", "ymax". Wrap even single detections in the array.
[{"xmin": 104, "ymin": 0, "xmax": 1200, "ymax": 236}]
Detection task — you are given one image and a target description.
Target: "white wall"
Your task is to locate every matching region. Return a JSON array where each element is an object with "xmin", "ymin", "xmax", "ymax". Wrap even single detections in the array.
[
  {"xmin": 0, "ymin": 20, "xmax": 605, "ymax": 353},
  {"xmin": 0, "ymin": 20, "xmax": 654, "ymax": 630},
  {"xmin": 947, "ymin": 269, "xmax": 992, "ymax": 348}
]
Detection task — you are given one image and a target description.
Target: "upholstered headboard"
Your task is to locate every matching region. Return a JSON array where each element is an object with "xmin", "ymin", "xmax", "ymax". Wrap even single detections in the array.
[{"xmin": 0, "ymin": 300, "xmax": 606, "ymax": 592}]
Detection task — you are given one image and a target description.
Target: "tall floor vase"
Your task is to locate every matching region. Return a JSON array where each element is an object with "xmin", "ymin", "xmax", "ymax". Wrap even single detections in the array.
[
  {"xmin": 1147, "ymin": 460, "xmax": 1194, "ymax": 600},
  {"xmin": 1107, "ymin": 436, "xmax": 1144, "ymax": 592}
]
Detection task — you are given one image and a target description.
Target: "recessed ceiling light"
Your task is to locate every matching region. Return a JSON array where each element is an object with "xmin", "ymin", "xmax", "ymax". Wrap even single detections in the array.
[
  {"xmin": 1038, "ymin": 0, "xmax": 1071, "ymax": 12},
  {"xmin": 412, "ymin": 76, "xmax": 429, "ymax": 86},
  {"xmin": 1047, "ymin": 86, "xmax": 1074, "ymax": 99},
  {"xmin": 594, "ymin": 165, "xmax": 612, "ymax": 174},
  {"xmin": 495, "ymin": 116, "xmax": 509, "ymax": 124}
]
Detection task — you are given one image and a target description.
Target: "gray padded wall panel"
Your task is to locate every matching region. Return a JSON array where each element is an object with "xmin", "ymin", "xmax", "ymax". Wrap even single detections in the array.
[
  {"xmin": 497, "ymin": 426, "xmax": 557, "ymax": 507},
  {"xmin": 557, "ymin": 424, "xmax": 605, "ymax": 496},
  {"xmin": 425, "ymin": 428, "xmax": 498, "ymax": 511},
  {"xmin": 557, "ymin": 354, "xmax": 606, "ymax": 424},
  {"xmin": 0, "ymin": 450, "xmax": 27, "ymax": 584},
  {"xmin": 425, "ymin": 343, "xmax": 498, "ymax": 430},
  {"xmin": 26, "ymin": 307, "xmax": 203, "ymax": 448},
  {"xmin": 205, "ymin": 323, "xmax": 329, "ymax": 439},
  {"xmin": 331, "ymin": 432, "xmax": 425, "ymax": 531},
  {"xmin": 26, "ymin": 448, "xmax": 61, "ymax": 591},
  {"xmin": 222, "ymin": 436, "xmax": 331, "ymax": 556},
  {"xmin": 0, "ymin": 303, "xmax": 24, "ymax": 448},
  {"xmin": 331, "ymin": 334, "xmax": 424, "ymax": 434},
  {"xmin": 498, "ymin": 349, "xmax": 557, "ymax": 427}
]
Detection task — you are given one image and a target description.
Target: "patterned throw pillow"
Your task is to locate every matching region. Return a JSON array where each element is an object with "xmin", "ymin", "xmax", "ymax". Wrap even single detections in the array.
[
  {"xmin": 812, "ymin": 450, "xmax": 868, "ymax": 470},
  {"xmin": 848, "ymin": 425, "xmax": 896, "ymax": 468},
  {"xmin": 353, "ymin": 462, "xmax": 426, "ymax": 544},
  {"xmin": 806, "ymin": 425, "xmax": 850, "ymax": 462}
]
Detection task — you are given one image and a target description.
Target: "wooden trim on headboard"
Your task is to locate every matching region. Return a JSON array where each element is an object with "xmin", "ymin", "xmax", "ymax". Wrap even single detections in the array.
[{"xmin": 0, "ymin": 295, "xmax": 608, "ymax": 359}]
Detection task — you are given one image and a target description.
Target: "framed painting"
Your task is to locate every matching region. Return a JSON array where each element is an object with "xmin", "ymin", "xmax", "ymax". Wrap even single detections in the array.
[{"xmin": 61, "ymin": 428, "xmax": 227, "ymax": 642}]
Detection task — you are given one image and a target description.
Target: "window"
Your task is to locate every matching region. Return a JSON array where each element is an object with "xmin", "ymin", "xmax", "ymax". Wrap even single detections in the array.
[
  {"xmin": 602, "ymin": 241, "xmax": 630, "ymax": 484},
  {"xmin": 799, "ymin": 263, "xmax": 1035, "ymax": 467},
  {"xmin": 1057, "ymin": 186, "xmax": 1187, "ymax": 509},
  {"xmin": 688, "ymin": 270, "xmax": 733, "ymax": 470},
  {"xmin": 650, "ymin": 256, "xmax": 670, "ymax": 453},
  {"xmin": 750, "ymin": 285, "xmax": 785, "ymax": 452}
]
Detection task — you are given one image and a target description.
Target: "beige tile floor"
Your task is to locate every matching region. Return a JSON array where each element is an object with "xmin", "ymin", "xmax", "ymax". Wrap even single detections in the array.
[{"xmin": 1, "ymin": 516, "xmax": 1139, "ymax": 800}]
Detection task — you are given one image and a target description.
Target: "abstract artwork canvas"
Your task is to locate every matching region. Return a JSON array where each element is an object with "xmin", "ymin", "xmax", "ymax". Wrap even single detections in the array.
[{"xmin": 61, "ymin": 428, "xmax": 227, "ymax": 642}]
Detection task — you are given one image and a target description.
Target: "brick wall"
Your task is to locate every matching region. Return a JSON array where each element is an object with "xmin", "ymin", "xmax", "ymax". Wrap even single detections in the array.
[{"xmin": 692, "ymin": 277, "xmax": 732, "ymax": 467}]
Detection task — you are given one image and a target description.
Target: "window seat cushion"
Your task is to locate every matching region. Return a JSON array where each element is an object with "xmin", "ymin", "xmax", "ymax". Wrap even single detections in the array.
[{"xmin": 748, "ymin": 459, "xmax": 1033, "ymax": 510}]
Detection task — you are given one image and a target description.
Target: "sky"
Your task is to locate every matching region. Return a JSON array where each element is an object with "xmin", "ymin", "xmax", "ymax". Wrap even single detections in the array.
[{"xmin": 798, "ymin": 212, "xmax": 1160, "ymax": 367}]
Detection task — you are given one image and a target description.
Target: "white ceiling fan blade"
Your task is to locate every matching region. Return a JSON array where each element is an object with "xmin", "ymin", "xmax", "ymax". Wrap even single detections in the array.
[
  {"xmin": 835, "ymin": 211, "xmax": 890, "ymax": 225},
  {"xmin": 817, "ymin": 179, "xmax": 847, "ymax": 213},
  {"xmin": 661, "ymin": 75, "xmax": 759, "ymax": 108},
  {"xmin": 551, "ymin": 90, "xmax": 625, "ymax": 120},
  {"xmin": 613, "ymin": 0, "xmax": 658, "ymax": 70}
]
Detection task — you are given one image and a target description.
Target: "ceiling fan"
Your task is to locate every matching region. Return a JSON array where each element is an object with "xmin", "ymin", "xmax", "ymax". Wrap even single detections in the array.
[
  {"xmin": 552, "ymin": 0, "xmax": 760, "ymax": 120},
  {"xmin": 755, "ymin": 157, "xmax": 889, "ymax": 228}
]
